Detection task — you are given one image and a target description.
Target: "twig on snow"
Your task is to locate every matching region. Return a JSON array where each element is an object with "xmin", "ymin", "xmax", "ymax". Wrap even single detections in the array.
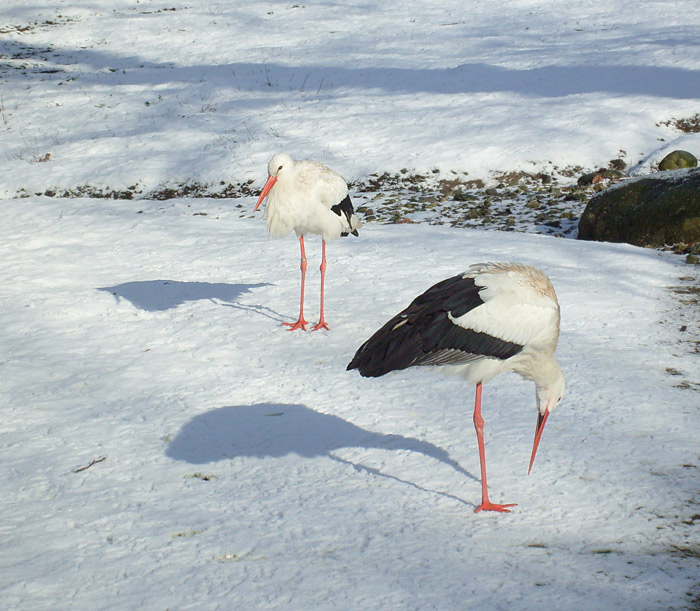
[{"xmin": 73, "ymin": 455, "xmax": 107, "ymax": 473}]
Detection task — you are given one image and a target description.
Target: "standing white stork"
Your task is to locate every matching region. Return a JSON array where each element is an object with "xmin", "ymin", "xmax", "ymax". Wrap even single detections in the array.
[
  {"xmin": 255, "ymin": 153, "xmax": 360, "ymax": 331},
  {"xmin": 347, "ymin": 262, "xmax": 566, "ymax": 513}
]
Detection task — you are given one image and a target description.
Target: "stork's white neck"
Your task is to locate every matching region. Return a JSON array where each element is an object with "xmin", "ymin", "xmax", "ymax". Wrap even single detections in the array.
[{"xmin": 516, "ymin": 350, "xmax": 563, "ymax": 389}]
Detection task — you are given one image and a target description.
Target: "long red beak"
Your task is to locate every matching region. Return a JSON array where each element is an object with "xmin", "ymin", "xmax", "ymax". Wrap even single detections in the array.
[
  {"xmin": 528, "ymin": 410, "xmax": 549, "ymax": 475},
  {"xmin": 254, "ymin": 175, "xmax": 277, "ymax": 211}
]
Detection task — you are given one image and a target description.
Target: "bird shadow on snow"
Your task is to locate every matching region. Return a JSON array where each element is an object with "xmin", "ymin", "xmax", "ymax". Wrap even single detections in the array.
[
  {"xmin": 98, "ymin": 280, "xmax": 285, "ymax": 321},
  {"xmin": 167, "ymin": 402, "xmax": 479, "ymax": 508}
]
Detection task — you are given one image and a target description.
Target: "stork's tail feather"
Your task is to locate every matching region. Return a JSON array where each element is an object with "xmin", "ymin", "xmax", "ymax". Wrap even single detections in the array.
[
  {"xmin": 346, "ymin": 213, "xmax": 361, "ymax": 237},
  {"xmin": 332, "ymin": 195, "xmax": 361, "ymax": 237}
]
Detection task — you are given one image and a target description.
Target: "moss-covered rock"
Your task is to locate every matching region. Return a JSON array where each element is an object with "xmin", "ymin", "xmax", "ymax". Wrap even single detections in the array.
[
  {"xmin": 658, "ymin": 150, "xmax": 697, "ymax": 171},
  {"xmin": 578, "ymin": 168, "xmax": 700, "ymax": 247}
]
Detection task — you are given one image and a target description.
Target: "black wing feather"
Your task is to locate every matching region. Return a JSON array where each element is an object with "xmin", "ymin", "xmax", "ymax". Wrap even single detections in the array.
[{"xmin": 347, "ymin": 273, "xmax": 523, "ymax": 378}]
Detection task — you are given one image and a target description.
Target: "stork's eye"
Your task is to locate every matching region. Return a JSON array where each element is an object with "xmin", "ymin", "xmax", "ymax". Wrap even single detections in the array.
[{"xmin": 277, "ymin": 165, "xmax": 284, "ymax": 172}]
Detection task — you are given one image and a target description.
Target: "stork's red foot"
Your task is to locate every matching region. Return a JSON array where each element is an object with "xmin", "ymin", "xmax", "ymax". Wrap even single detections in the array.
[
  {"xmin": 474, "ymin": 501, "xmax": 517, "ymax": 513},
  {"xmin": 283, "ymin": 318, "xmax": 308, "ymax": 331},
  {"xmin": 311, "ymin": 320, "xmax": 330, "ymax": 332}
]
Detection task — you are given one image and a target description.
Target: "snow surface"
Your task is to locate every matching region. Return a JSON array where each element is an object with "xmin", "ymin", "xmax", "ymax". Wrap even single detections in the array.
[
  {"xmin": 2, "ymin": 1, "xmax": 700, "ymax": 609},
  {"xmin": 2, "ymin": 0, "xmax": 700, "ymax": 195},
  {"xmin": 2, "ymin": 198, "xmax": 699, "ymax": 609}
]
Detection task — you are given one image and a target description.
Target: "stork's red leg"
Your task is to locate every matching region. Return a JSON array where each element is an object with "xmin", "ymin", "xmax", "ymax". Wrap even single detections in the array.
[
  {"xmin": 473, "ymin": 382, "xmax": 517, "ymax": 513},
  {"xmin": 312, "ymin": 239, "xmax": 330, "ymax": 332},
  {"xmin": 284, "ymin": 236, "xmax": 309, "ymax": 331}
]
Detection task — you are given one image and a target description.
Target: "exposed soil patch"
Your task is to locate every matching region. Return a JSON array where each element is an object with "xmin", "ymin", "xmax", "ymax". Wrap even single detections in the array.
[
  {"xmin": 657, "ymin": 113, "xmax": 700, "ymax": 134},
  {"xmin": 0, "ymin": 16, "xmax": 76, "ymax": 35},
  {"xmin": 18, "ymin": 167, "xmax": 610, "ymax": 238},
  {"xmin": 21, "ymin": 179, "xmax": 260, "ymax": 202},
  {"xmin": 347, "ymin": 167, "xmax": 603, "ymax": 238}
]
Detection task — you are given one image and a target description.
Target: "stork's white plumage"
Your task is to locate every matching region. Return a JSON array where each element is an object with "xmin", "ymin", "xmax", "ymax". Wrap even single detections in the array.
[
  {"xmin": 255, "ymin": 153, "xmax": 360, "ymax": 331},
  {"xmin": 347, "ymin": 262, "xmax": 566, "ymax": 513}
]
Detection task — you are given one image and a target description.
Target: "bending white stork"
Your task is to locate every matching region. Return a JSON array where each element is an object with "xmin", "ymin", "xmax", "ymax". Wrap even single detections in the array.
[
  {"xmin": 347, "ymin": 262, "xmax": 566, "ymax": 513},
  {"xmin": 255, "ymin": 153, "xmax": 360, "ymax": 331}
]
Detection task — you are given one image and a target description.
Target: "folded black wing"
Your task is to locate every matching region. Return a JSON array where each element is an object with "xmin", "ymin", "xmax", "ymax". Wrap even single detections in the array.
[{"xmin": 347, "ymin": 273, "xmax": 523, "ymax": 377}]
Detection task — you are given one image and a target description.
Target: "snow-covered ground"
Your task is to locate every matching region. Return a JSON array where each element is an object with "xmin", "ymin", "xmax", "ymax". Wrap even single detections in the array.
[
  {"xmin": 2, "ymin": 0, "xmax": 700, "ymax": 196},
  {"xmin": 2, "ymin": 198, "xmax": 699, "ymax": 609},
  {"xmin": 2, "ymin": 1, "xmax": 700, "ymax": 609}
]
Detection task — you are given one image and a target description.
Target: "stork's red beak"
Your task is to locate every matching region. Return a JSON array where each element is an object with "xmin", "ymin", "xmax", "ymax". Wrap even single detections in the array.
[
  {"xmin": 255, "ymin": 175, "xmax": 277, "ymax": 211},
  {"xmin": 528, "ymin": 410, "xmax": 549, "ymax": 475}
]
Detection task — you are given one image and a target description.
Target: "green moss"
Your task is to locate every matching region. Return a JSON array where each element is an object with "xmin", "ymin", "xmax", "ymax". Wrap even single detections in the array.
[
  {"xmin": 682, "ymin": 217, "xmax": 700, "ymax": 241},
  {"xmin": 659, "ymin": 150, "xmax": 698, "ymax": 171}
]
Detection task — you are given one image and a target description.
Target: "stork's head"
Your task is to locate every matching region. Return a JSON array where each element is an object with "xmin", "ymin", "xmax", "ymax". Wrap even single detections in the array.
[
  {"xmin": 536, "ymin": 367, "xmax": 566, "ymax": 416},
  {"xmin": 267, "ymin": 152, "xmax": 294, "ymax": 177},
  {"xmin": 528, "ymin": 361, "xmax": 565, "ymax": 475},
  {"xmin": 255, "ymin": 153, "xmax": 295, "ymax": 211}
]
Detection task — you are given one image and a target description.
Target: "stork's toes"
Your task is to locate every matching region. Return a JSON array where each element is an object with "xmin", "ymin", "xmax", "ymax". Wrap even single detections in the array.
[
  {"xmin": 283, "ymin": 318, "xmax": 308, "ymax": 331},
  {"xmin": 474, "ymin": 501, "xmax": 517, "ymax": 513}
]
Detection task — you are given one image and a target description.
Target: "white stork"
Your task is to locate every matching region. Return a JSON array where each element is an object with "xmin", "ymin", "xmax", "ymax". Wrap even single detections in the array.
[
  {"xmin": 255, "ymin": 153, "xmax": 360, "ymax": 331},
  {"xmin": 347, "ymin": 262, "xmax": 566, "ymax": 513}
]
